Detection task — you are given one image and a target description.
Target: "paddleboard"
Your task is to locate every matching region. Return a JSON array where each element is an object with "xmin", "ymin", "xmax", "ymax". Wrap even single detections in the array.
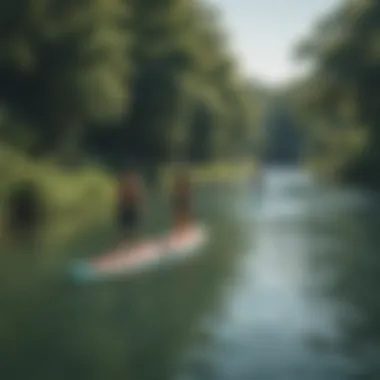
[{"xmin": 69, "ymin": 224, "xmax": 208, "ymax": 283}]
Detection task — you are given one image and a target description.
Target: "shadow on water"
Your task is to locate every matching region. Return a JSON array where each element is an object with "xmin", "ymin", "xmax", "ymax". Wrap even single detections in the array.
[{"xmin": 0, "ymin": 184, "xmax": 251, "ymax": 380}]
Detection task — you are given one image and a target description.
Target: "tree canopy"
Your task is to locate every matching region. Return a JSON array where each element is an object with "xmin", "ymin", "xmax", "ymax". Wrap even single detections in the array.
[
  {"xmin": 292, "ymin": 0, "xmax": 380, "ymax": 185},
  {"xmin": 0, "ymin": 0, "xmax": 265, "ymax": 170}
]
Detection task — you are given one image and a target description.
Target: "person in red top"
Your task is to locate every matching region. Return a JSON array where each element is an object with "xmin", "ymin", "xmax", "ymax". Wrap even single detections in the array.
[
  {"xmin": 172, "ymin": 171, "xmax": 192, "ymax": 231},
  {"xmin": 117, "ymin": 171, "xmax": 145, "ymax": 241}
]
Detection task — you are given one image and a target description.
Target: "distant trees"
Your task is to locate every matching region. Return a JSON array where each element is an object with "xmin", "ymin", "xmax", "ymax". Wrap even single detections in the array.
[
  {"xmin": 292, "ymin": 0, "xmax": 380, "ymax": 185},
  {"xmin": 0, "ymin": 0, "xmax": 265, "ymax": 169},
  {"xmin": 0, "ymin": 0, "xmax": 131, "ymax": 160},
  {"xmin": 262, "ymin": 96, "xmax": 303, "ymax": 165}
]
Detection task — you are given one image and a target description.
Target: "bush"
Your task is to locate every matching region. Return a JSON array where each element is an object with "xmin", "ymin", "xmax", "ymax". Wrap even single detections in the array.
[
  {"xmin": 0, "ymin": 145, "xmax": 116, "ymax": 248},
  {"xmin": 5, "ymin": 180, "xmax": 44, "ymax": 238}
]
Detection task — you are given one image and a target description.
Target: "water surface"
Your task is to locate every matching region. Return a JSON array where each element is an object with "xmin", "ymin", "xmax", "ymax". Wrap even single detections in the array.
[{"xmin": 2, "ymin": 167, "xmax": 380, "ymax": 380}]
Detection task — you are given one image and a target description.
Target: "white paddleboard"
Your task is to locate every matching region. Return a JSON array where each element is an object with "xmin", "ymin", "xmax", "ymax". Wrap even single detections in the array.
[{"xmin": 69, "ymin": 224, "xmax": 208, "ymax": 283}]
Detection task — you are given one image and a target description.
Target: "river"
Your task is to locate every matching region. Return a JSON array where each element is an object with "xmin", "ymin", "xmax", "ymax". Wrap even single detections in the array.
[
  {"xmin": 176, "ymin": 167, "xmax": 380, "ymax": 380},
  {"xmin": 2, "ymin": 167, "xmax": 380, "ymax": 380}
]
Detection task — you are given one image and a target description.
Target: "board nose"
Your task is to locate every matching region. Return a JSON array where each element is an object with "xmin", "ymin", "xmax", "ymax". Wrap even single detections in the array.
[{"xmin": 69, "ymin": 260, "xmax": 95, "ymax": 283}]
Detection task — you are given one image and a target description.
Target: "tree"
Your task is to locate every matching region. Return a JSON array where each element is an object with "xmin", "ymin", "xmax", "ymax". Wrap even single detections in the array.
[
  {"xmin": 292, "ymin": 0, "xmax": 380, "ymax": 185},
  {"xmin": 0, "ymin": 0, "xmax": 265, "ymax": 170},
  {"xmin": 0, "ymin": 0, "xmax": 131, "ymax": 161}
]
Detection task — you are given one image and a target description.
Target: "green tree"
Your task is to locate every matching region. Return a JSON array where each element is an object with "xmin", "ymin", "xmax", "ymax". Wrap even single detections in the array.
[
  {"xmin": 0, "ymin": 0, "xmax": 131, "ymax": 161},
  {"xmin": 293, "ymin": 0, "xmax": 380, "ymax": 184},
  {"xmin": 0, "ymin": 0, "xmax": 265, "ymax": 170}
]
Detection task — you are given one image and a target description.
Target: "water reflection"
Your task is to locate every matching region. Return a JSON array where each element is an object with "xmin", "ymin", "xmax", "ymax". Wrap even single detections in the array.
[
  {"xmin": 177, "ymin": 169, "xmax": 380, "ymax": 380},
  {"xmin": 0, "ymin": 184, "xmax": 247, "ymax": 380},
  {"xmin": 308, "ymin": 195, "xmax": 380, "ymax": 378},
  {"xmin": 3, "ymin": 169, "xmax": 380, "ymax": 380}
]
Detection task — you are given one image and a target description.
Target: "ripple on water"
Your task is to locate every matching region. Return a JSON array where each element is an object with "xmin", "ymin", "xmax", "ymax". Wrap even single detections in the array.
[
  {"xmin": 179, "ymin": 170, "xmax": 372, "ymax": 380},
  {"xmin": 176, "ymin": 169, "xmax": 378, "ymax": 380}
]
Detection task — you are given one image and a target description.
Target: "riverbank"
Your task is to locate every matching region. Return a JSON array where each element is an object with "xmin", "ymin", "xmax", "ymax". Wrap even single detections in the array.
[
  {"xmin": 0, "ymin": 145, "xmax": 115, "ymax": 250},
  {"xmin": 160, "ymin": 161, "xmax": 258, "ymax": 191},
  {"xmin": 0, "ymin": 186, "xmax": 247, "ymax": 380},
  {"xmin": 0, "ymin": 146, "xmax": 257, "ymax": 252}
]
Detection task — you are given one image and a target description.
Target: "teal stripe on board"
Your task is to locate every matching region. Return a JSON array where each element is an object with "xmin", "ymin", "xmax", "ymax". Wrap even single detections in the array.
[{"xmin": 69, "ymin": 260, "xmax": 96, "ymax": 283}]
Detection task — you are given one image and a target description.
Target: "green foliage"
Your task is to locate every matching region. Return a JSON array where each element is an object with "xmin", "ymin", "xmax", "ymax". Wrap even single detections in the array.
[
  {"xmin": 0, "ymin": 4, "xmax": 267, "ymax": 376},
  {"xmin": 293, "ymin": 0, "xmax": 380, "ymax": 185},
  {"xmin": 0, "ymin": 145, "xmax": 115, "ymax": 251},
  {"xmin": 0, "ymin": 0, "xmax": 266, "ymax": 242},
  {"xmin": 0, "ymin": 0, "xmax": 264, "ymax": 167},
  {"xmin": 0, "ymin": 0, "xmax": 131, "ymax": 158}
]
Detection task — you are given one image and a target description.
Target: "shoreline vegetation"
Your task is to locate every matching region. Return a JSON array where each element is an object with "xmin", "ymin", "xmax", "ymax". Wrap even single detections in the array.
[
  {"xmin": 0, "ymin": 0, "xmax": 266, "ymax": 261},
  {"xmin": 291, "ymin": 1, "xmax": 380, "ymax": 188},
  {"xmin": 0, "ymin": 143, "xmax": 257, "ymax": 252},
  {"xmin": 0, "ymin": 145, "xmax": 115, "ymax": 249}
]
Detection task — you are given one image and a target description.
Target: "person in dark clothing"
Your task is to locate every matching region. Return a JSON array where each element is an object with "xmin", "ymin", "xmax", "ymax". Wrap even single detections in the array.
[
  {"xmin": 172, "ymin": 171, "xmax": 192, "ymax": 231},
  {"xmin": 117, "ymin": 172, "xmax": 145, "ymax": 241}
]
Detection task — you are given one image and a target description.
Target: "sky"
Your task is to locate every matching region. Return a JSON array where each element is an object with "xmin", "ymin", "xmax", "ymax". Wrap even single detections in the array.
[{"xmin": 209, "ymin": 0, "xmax": 341, "ymax": 85}]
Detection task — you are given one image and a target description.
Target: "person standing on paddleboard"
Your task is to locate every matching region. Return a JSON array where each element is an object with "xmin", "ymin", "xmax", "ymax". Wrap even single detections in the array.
[
  {"xmin": 117, "ymin": 171, "xmax": 145, "ymax": 242},
  {"xmin": 172, "ymin": 172, "xmax": 192, "ymax": 231}
]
